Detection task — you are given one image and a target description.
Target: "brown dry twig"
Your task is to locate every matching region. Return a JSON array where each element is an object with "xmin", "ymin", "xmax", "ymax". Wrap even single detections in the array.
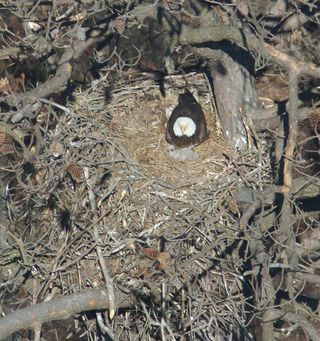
[{"xmin": 83, "ymin": 167, "xmax": 116, "ymax": 321}]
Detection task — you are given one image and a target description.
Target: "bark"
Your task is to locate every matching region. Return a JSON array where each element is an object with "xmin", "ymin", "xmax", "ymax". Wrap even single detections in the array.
[
  {"xmin": 191, "ymin": 45, "xmax": 259, "ymax": 149},
  {"xmin": 210, "ymin": 50, "xmax": 258, "ymax": 149}
]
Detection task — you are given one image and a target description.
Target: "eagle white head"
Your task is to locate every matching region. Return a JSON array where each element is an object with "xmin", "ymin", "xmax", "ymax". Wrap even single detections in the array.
[{"xmin": 173, "ymin": 117, "xmax": 196, "ymax": 137}]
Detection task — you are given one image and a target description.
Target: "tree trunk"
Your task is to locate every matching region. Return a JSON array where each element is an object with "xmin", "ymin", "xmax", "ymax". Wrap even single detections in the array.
[{"xmin": 194, "ymin": 45, "xmax": 260, "ymax": 149}]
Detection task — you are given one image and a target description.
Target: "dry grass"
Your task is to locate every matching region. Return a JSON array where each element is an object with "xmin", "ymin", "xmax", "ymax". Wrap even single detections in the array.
[{"xmin": 109, "ymin": 73, "xmax": 234, "ymax": 184}]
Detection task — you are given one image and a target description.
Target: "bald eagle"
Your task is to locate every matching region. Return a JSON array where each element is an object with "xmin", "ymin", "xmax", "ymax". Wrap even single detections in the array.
[{"xmin": 166, "ymin": 89, "xmax": 208, "ymax": 160}]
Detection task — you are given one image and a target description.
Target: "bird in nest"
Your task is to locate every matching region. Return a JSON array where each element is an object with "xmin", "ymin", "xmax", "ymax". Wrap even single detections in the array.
[{"xmin": 166, "ymin": 89, "xmax": 208, "ymax": 160}]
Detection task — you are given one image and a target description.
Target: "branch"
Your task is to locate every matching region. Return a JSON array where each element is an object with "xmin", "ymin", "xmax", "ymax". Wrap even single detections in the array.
[
  {"xmin": 237, "ymin": 177, "xmax": 320, "ymax": 209},
  {"xmin": 0, "ymin": 287, "xmax": 132, "ymax": 339},
  {"xmin": 179, "ymin": 24, "xmax": 320, "ymax": 79},
  {"xmin": 2, "ymin": 35, "xmax": 104, "ymax": 108},
  {"xmin": 265, "ymin": 309, "xmax": 320, "ymax": 341},
  {"xmin": 0, "ymin": 47, "xmax": 24, "ymax": 60}
]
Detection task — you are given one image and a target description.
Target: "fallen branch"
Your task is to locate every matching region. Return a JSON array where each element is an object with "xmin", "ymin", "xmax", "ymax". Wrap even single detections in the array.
[{"xmin": 0, "ymin": 287, "xmax": 132, "ymax": 340}]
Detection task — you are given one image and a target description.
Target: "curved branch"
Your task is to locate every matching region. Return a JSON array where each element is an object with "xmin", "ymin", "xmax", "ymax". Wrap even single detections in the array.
[{"xmin": 179, "ymin": 24, "xmax": 320, "ymax": 78}]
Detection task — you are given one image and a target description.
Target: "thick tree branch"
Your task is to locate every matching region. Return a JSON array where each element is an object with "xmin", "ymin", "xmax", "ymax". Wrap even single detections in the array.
[
  {"xmin": 0, "ymin": 287, "xmax": 132, "ymax": 340},
  {"xmin": 237, "ymin": 176, "xmax": 320, "ymax": 209},
  {"xmin": 264, "ymin": 308, "xmax": 320, "ymax": 341},
  {"xmin": 0, "ymin": 47, "xmax": 24, "ymax": 59},
  {"xmin": 180, "ymin": 24, "xmax": 320, "ymax": 79},
  {"xmin": 2, "ymin": 35, "xmax": 104, "ymax": 108}
]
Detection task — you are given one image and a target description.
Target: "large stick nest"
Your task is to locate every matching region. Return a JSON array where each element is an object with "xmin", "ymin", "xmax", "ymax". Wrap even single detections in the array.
[{"xmin": 1, "ymin": 71, "xmax": 273, "ymax": 339}]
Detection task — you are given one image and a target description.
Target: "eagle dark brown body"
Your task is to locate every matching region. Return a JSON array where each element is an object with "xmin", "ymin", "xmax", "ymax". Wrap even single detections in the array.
[{"xmin": 166, "ymin": 89, "xmax": 208, "ymax": 148}]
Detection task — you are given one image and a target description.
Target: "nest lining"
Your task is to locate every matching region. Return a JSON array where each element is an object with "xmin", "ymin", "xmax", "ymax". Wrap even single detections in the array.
[{"xmin": 109, "ymin": 73, "xmax": 235, "ymax": 186}]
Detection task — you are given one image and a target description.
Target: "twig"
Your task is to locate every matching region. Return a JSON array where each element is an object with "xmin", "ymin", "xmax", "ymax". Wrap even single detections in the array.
[
  {"xmin": 84, "ymin": 167, "xmax": 116, "ymax": 320},
  {"xmin": 278, "ymin": 71, "xmax": 300, "ymax": 300}
]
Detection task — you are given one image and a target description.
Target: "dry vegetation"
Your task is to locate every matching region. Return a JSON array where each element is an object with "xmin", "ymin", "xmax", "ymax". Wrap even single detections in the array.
[{"xmin": 1, "ymin": 0, "xmax": 320, "ymax": 340}]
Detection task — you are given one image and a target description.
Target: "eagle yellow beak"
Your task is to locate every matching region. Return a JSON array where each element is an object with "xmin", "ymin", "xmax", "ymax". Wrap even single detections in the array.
[{"xmin": 180, "ymin": 123, "xmax": 188, "ymax": 135}]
